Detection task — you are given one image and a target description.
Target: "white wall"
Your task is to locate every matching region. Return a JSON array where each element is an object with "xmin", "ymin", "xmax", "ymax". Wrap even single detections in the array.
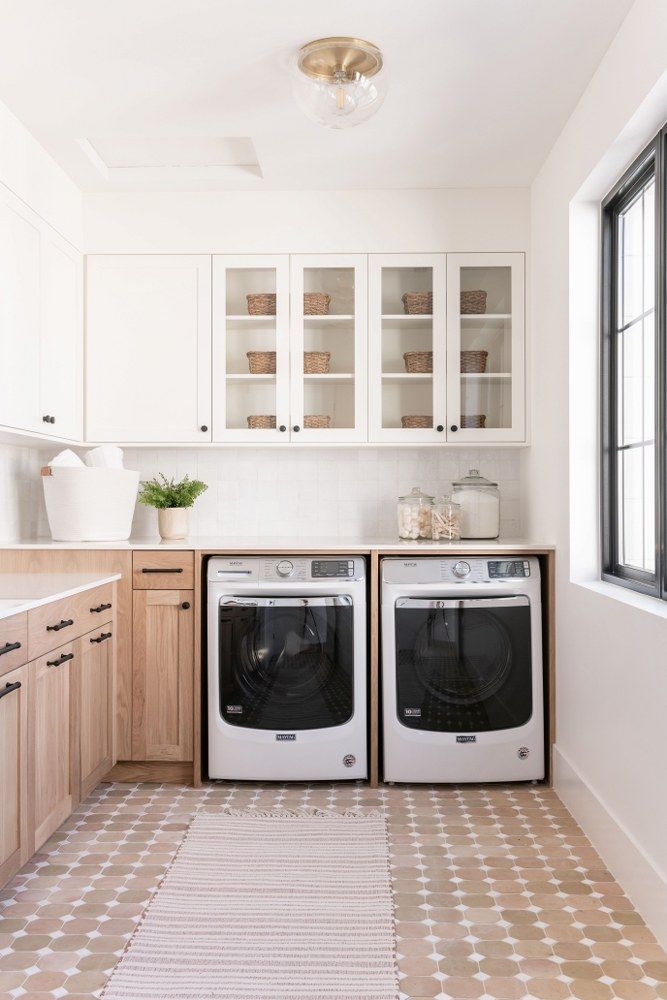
[
  {"xmin": 525, "ymin": 0, "xmax": 667, "ymax": 946},
  {"xmin": 83, "ymin": 188, "xmax": 529, "ymax": 253}
]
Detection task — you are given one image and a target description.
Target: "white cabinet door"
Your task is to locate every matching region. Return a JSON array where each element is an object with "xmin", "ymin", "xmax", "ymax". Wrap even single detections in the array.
[
  {"xmin": 86, "ymin": 255, "xmax": 212, "ymax": 443},
  {"xmin": 212, "ymin": 255, "xmax": 290, "ymax": 442},
  {"xmin": 40, "ymin": 232, "xmax": 82, "ymax": 440},
  {"xmin": 289, "ymin": 254, "xmax": 367, "ymax": 443},
  {"xmin": 369, "ymin": 253, "xmax": 446, "ymax": 443},
  {"xmin": 446, "ymin": 252, "xmax": 525, "ymax": 443},
  {"xmin": 0, "ymin": 191, "xmax": 41, "ymax": 432}
]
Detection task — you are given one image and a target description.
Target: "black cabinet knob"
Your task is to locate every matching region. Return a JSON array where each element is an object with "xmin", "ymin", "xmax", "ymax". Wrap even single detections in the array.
[
  {"xmin": 450, "ymin": 424, "xmax": 458, "ymax": 432},
  {"xmin": 279, "ymin": 425, "xmax": 287, "ymax": 432},
  {"xmin": 436, "ymin": 424, "xmax": 444, "ymax": 432},
  {"xmin": 293, "ymin": 425, "xmax": 300, "ymax": 432},
  {"xmin": 42, "ymin": 415, "xmax": 51, "ymax": 423},
  {"xmin": 50, "ymin": 416, "xmax": 56, "ymax": 424},
  {"xmin": 181, "ymin": 601, "xmax": 190, "ymax": 610},
  {"xmin": 200, "ymin": 425, "xmax": 208, "ymax": 432}
]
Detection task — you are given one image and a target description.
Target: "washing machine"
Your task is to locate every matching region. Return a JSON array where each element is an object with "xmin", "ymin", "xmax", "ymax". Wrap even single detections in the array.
[
  {"xmin": 382, "ymin": 556, "xmax": 544, "ymax": 783},
  {"xmin": 207, "ymin": 556, "xmax": 367, "ymax": 781}
]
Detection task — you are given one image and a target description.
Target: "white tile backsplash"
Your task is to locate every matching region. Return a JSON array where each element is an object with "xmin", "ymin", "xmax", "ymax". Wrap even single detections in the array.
[{"xmin": 0, "ymin": 444, "xmax": 523, "ymax": 542}]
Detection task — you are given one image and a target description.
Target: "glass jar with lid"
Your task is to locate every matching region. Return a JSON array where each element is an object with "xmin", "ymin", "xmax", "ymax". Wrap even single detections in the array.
[
  {"xmin": 397, "ymin": 486, "xmax": 434, "ymax": 540},
  {"xmin": 431, "ymin": 495, "xmax": 462, "ymax": 541},
  {"xmin": 451, "ymin": 469, "xmax": 500, "ymax": 539}
]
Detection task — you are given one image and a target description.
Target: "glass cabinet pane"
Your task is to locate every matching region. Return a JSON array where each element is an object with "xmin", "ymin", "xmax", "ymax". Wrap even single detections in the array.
[
  {"xmin": 447, "ymin": 254, "xmax": 525, "ymax": 442},
  {"xmin": 213, "ymin": 256, "xmax": 289, "ymax": 441},
  {"xmin": 369, "ymin": 255, "xmax": 446, "ymax": 441},
  {"xmin": 291, "ymin": 256, "xmax": 367, "ymax": 441}
]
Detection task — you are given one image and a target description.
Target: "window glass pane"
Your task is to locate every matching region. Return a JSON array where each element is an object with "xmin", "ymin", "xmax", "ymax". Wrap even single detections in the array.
[{"xmin": 614, "ymin": 173, "xmax": 656, "ymax": 577}]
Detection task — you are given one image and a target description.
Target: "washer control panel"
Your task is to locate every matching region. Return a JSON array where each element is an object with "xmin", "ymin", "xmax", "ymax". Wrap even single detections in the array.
[
  {"xmin": 488, "ymin": 559, "xmax": 531, "ymax": 578},
  {"xmin": 312, "ymin": 559, "xmax": 356, "ymax": 578},
  {"xmin": 452, "ymin": 560, "xmax": 471, "ymax": 578},
  {"xmin": 275, "ymin": 559, "xmax": 294, "ymax": 577}
]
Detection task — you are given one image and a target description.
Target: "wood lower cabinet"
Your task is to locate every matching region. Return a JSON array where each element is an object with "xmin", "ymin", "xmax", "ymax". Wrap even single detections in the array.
[
  {"xmin": 132, "ymin": 589, "xmax": 193, "ymax": 762},
  {"xmin": 29, "ymin": 642, "xmax": 76, "ymax": 852},
  {"xmin": 78, "ymin": 625, "xmax": 115, "ymax": 800},
  {"xmin": 0, "ymin": 664, "xmax": 29, "ymax": 885}
]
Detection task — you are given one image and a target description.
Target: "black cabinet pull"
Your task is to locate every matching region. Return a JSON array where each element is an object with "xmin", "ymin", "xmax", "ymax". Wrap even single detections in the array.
[
  {"xmin": 90, "ymin": 602, "xmax": 112, "ymax": 613},
  {"xmin": 450, "ymin": 424, "xmax": 458, "ymax": 432},
  {"xmin": 50, "ymin": 416, "xmax": 56, "ymax": 424},
  {"xmin": 0, "ymin": 680, "xmax": 21, "ymax": 700},
  {"xmin": 181, "ymin": 601, "xmax": 190, "ymax": 610},
  {"xmin": 46, "ymin": 618, "xmax": 74, "ymax": 632},
  {"xmin": 141, "ymin": 567, "xmax": 183, "ymax": 574},
  {"xmin": 0, "ymin": 641, "xmax": 21, "ymax": 656},
  {"xmin": 42, "ymin": 414, "xmax": 51, "ymax": 423},
  {"xmin": 279, "ymin": 425, "xmax": 287, "ymax": 432},
  {"xmin": 47, "ymin": 652, "xmax": 74, "ymax": 667},
  {"xmin": 436, "ymin": 425, "xmax": 444, "ymax": 432},
  {"xmin": 90, "ymin": 632, "xmax": 112, "ymax": 644},
  {"xmin": 293, "ymin": 425, "xmax": 300, "ymax": 432},
  {"xmin": 200, "ymin": 424, "xmax": 208, "ymax": 432}
]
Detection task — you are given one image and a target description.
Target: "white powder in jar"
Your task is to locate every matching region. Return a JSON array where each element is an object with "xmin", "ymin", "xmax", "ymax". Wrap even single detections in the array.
[{"xmin": 455, "ymin": 490, "xmax": 499, "ymax": 538}]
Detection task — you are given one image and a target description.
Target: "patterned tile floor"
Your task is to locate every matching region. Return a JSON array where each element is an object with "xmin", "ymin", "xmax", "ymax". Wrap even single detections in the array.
[{"xmin": 1, "ymin": 781, "xmax": 666, "ymax": 1000}]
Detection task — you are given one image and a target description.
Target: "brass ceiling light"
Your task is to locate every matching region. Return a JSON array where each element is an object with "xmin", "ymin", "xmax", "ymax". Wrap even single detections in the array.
[{"xmin": 290, "ymin": 37, "xmax": 387, "ymax": 129}]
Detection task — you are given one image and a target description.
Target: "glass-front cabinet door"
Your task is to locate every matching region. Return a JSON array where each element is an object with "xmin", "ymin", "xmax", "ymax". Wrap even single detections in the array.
[
  {"xmin": 212, "ymin": 255, "xmax": 290, "ymax": 442},
  {"xmin": 446, "ymin": 252, "xmax": 525, "ymax": 442},
  {"xmin": 289, "ymin": 254, "xmax": 367, "ymax": 442},
  {"xmin": 369, "ymin": 254, "xmax": 446, "ymax": 442}
]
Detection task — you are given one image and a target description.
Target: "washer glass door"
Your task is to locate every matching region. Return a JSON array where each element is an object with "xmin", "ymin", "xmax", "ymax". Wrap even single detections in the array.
[
  {"xmin": 218, "ymin": 596, "xmax": 354, "ymax": 730},
  {"xmin": 395, "ymin": 596, "xmax": 532, "ymax": 732}
]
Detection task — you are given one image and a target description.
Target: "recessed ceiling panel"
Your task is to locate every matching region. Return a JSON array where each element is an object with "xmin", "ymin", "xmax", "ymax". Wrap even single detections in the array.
[{"xmin": 84, "ymin": 136, "xmax": 259, "ymax": 169}]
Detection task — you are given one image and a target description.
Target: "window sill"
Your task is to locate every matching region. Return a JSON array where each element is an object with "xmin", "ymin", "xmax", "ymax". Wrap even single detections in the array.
[{"xmin": 574, "ymin": 578, "xmax": 667, "ymax": 620}]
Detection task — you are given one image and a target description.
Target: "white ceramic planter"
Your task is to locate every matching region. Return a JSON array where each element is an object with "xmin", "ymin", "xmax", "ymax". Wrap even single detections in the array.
[{"xmin": 158, "ymin": 507, "xmax": 189, "ymax": 540}]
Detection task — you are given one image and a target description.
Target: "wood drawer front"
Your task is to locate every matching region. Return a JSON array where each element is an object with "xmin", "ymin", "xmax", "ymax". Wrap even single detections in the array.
[
  {"xmin": 133, "ymin": 551, "xmax": 194, "ymax": 589},
  {"xmin": 76, "ymin": 584, "xmax": 114, "ymax": 635},
  {"xmin": 0, "ymin": 613, "xmax": 28, "ymax": 677}
]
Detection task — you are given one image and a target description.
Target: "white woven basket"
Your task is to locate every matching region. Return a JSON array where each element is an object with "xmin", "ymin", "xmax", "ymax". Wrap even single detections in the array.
[{"xmin": 42, "ymin": 467, "xmax": 139, "ymax": 541}]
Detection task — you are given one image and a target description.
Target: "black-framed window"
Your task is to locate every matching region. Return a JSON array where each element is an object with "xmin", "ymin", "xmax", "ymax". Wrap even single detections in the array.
[{"xmin": 601, "ymin": 128, "xmax": 664, "ymax": 598}]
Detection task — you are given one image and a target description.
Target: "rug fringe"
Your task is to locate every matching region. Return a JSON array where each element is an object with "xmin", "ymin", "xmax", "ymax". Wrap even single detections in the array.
[{"xmin": 203, "ymin": 806, "xmax": 387, "ymax": 820}]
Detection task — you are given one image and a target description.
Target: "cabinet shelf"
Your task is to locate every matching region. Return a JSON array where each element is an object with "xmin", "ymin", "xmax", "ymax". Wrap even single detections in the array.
[
  {"xmin": 303, "ymin": 373, "xmax": 355, "ymax": 384},
  {"xmin": 461, "ymin": 372, "xmax": 512, "ymax": 380},
  {"xmin": 460, "ymin": 313, "xmax": 511, "ymax": 321},
  {"xmin": 226, "ymin": 373, "xmax": 276, "ymax": 383},
  {"xmin": 226, "ymin": 314, "xmax": 277, "ymax": 323},
  {"xmin": 382, "ymin": 372, "xmax": 432, "ymax": 383}
]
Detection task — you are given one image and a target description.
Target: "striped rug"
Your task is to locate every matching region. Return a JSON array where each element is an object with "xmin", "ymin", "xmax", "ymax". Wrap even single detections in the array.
[{"xmin": 102, "ymin": 808, "xmax": 399, "ymax": 1000}]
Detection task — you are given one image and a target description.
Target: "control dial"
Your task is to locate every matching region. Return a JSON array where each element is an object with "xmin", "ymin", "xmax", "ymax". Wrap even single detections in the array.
[
  {"xmin": 276, "ymin": 559, "xmax": 294, "ymax": 578},
  {"xmin": 452, "ymin": 560, "xmax": 471, "ymax": 578}
]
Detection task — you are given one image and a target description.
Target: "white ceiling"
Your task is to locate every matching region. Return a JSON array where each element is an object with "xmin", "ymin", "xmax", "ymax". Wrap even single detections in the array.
[{"xmin": 0, "ymin": 0, "xmax": 634, "ymax": 192}]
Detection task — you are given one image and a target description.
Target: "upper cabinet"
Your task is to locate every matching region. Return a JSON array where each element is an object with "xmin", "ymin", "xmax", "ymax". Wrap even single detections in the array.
[
  {"xmin": 369, "ymin": 254, "xmax": 447, "ymax": 443},
  {"xmin": 446, "ymin": 253, "xmax": 525, "ymax": 443},
  {"xmin": 212, "ymin": 255, "xmax": 290, "ymax": 442},
  {"xmin": 86, "ymin": 255, "xmax": 212, "ymax": 443},
  {"xmin": 290, "ymin": 255, "xmax": 368, "ymax": 442},
  {"xmin": 83, "ymin": 251, "xmax": 526, "ymax": 447},
  {"xmin": 0, "ymin": 188, "xmax": 82, "ymax": 440}
]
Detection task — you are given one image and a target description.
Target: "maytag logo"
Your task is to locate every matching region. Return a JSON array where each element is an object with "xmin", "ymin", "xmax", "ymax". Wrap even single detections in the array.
[
  {"xmin": 456, "ymin": 735, "xmax": 476, "ymax": 743},
  {"xmin": 403, "ymin": 561, "xmax": 417, "ymax": 567},
  {"xmin": 276, "ymin": 733, "xmax": 296, "ymax": 742},
  {"xmin": 404, "ymin": 707, "xmax": 422, "ymax": 717},
  {"xmin": 229, "ymin": 560, "xmax": 243, "ymax": 565}
]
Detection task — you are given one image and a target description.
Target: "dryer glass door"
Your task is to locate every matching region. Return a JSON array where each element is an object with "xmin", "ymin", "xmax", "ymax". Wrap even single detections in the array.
[
  {"xmin": 218, "ymin": 596, "xmax": 354, "ymax": 730},
  {"xmin": 395, "ymin": 596, "xmax": 532, "ymax": 732}
]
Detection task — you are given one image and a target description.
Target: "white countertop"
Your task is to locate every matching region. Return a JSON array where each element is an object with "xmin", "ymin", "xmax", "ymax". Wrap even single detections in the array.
[
  {"xmin": 0, "ymin": 573, "xmax": 121, "ymax": 621},
  {"xmin": 0, "ymin": 536, "xmax": 555, "ymax": 553}
]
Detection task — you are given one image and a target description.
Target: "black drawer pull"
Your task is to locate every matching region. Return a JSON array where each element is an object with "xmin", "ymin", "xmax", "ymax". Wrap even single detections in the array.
[
  {"xmin": 0, "ymin": 641, "xmax": 21, "ymax": 656},
  {"xmin": 90, "ymin": 632, "xmax": 112, "ymax": 644},
  {"xmin": 46, "ymin": 652, "xmax": 74, "ymax": 667},
  {"xmin": 0, "ymin": 680, "xmax": 21, "ymax": 700},
  {"xmin": 141, "ymin": 567, "xmax": 183, "ymax": 574},
  {"xmin": 90, "ymin": 602, "xmax": 112, "ymax": 613},
  {"xmin": 46, "ymin": 618, "xmax": 74, "ymax": 632}
]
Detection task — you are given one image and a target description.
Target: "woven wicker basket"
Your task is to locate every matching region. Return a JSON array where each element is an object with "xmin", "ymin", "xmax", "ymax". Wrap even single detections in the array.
[
  {"xmin": 304, "ymin": 414, "xmax": 331, "ymax": 428},
  {"xmin": 401, "ymin": 415, "xmax": 433, "ymax": 428},
  {"xmin": 461, "ymin": 414, "xmax": 487, "ymax": 429},
  {"xmin": 402, "ymin": 291, "xmax": 432, "ymax": 315},
  {"xmin": 246, "ymin": 293, "xmax": 276, "ymax": 316},
  {"xmin": 304, "ymin": 292, "xmax": 331, "ymax": 315},
  {"xmin": 303, "ymin": 351, "xmax": 331, "ymax": 374},
  {"xmin": 247, "ymin": 415, "xmax": 276, "ymax": 429},
  {"xmin": 460, "ymin": 290, "xmax": 487, "ymax": 314},
  {"xmin": 246, "ymin": 351, "xmax": 276, "ymax": 375},
  {"xmin": 460, "ymin": 350, "xmax": 488, "ymax": 374},
  {"xmin": 403, "ymin": 351, "xmax": 433, "ymax": 374}
]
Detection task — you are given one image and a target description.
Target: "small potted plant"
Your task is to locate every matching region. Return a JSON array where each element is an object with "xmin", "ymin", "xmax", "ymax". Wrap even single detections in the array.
[{"xmin": 137, "ymin": 473, "xmax": 208, "ymax": 540}]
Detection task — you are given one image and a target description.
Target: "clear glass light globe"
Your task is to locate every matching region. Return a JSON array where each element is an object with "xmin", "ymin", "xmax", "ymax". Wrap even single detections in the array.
[{"xmin": 291, "ymin": 50, "xmax": 387, "ymax": 129}]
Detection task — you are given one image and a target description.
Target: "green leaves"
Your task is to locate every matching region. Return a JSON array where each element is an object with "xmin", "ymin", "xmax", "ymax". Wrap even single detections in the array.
[{"xmin": 137, "ymin": 473, "xmax": 208, "ymax": 510}]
